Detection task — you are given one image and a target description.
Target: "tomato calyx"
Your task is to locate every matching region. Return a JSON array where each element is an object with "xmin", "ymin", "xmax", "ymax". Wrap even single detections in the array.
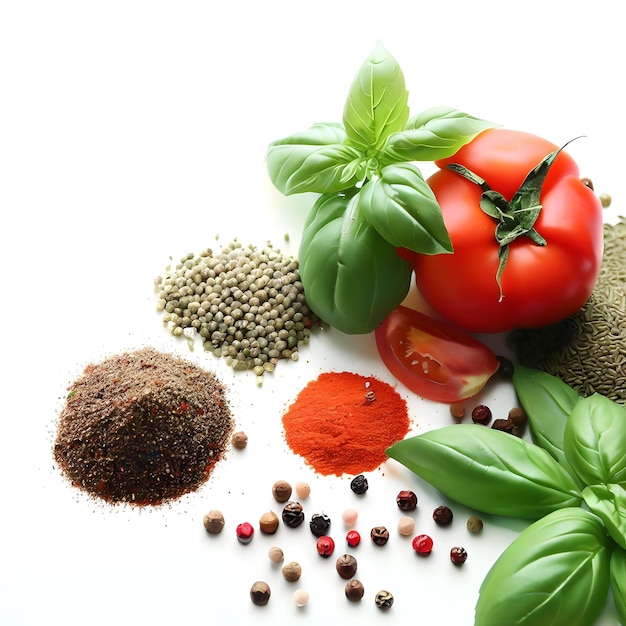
[{"xmin": 446, "ymin": 137, "xmax": 581, "ymax": 301}]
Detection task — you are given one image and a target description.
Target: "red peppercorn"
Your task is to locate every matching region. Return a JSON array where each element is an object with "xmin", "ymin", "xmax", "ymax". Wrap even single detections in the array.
[
  {"xmin": 346, "ymin": 529, "xmax": 361, "ymax": 547},
  {"xmin": 396, "ymin": 490, "xmax": 418, "ymax": 511},
  {"xmin": 471, "ymin": 404, "xmax": 492, "ymax": 425},
  {"xmin": 450, "ymin": 546, "xmax": 468, "ymax": 565},
  {"xmin": 316, "ymin": 535, "xmax": 335, "ymax": 557},
  {"xmin": 433, "ymin": 505, "xmax": 453, "ymax": 526},
  {"xmin": 236, "ymin": 522, "xmax": 254, "ymax": 544},
  {"xmin": 412, "ymin": 534, "xmax": 433, "ymax": 555}
]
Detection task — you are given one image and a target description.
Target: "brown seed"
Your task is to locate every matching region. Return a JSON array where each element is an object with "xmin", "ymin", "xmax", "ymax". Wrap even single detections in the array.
[
  {"xmin": 336, "ymin": 554, "xmax": 358, "ymax": 579},
  {"xmin": 231, "ymin": 431, "xmax": 248, "ymax": 449},
  {"xmin": 268, "ymin": 546, "xmax": 284, "ymax": 563},
  {"xmin": 282, "ymin": 561, "xmax": 302, "ymax": 582},
  {"xmin": 370, "ymin": 526, "xmax": 390, "ymax": 546},
  {"xmin": 508, "ymin": 406, "xmax": 527, "ymax": 427},
  {"xmin": 581, "ymin": 177, "xmax": 594, "ymax": 191},
  {"xmin": 203, "ymin": 509, "xmax": 225, "ymax": 534},
  {"xmin": 272, "ymin": 479, "xmax": 292, "ymax": 503},
  {"xmin": 491, "ymin": 418, "xmax": 515, "ymax": 434},
  {"xmin": 259, "ymin": 511, "xmax": 279, "ymax": 534},
  {"xmin": 471, "ymin": 404, "xmax": 492, "ymax": 425},
  {"xmin": 345, "ymin": 579, "xmax": 365, "ymax": 602},
  {"xmin": 433, "ymin": 505, "xmax": 453, "ymax": 526},
  {"xmin": 450, "ymin": 402, "xmax": 466, "ymax": 420},
  {"xmin": 250, "ymin": 581, "xmax": 271, "ymax": 606}
]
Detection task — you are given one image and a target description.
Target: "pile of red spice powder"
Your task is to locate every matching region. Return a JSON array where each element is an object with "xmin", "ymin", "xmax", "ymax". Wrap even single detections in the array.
[{"xmin": 282, "ymin": 371, "xmax": 411, "ymax": 476}]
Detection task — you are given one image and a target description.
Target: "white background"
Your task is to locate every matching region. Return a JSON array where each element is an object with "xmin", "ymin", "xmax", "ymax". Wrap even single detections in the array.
[{"xmin": 1, "ymin": 1, "xmax": 623, "ymax": 624}]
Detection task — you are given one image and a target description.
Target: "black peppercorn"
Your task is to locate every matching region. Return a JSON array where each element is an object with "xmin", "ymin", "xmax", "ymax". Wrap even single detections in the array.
[
  {"xmin": 350, "ymin": 474, "xmax": 368, "ymax": 494},
  {"xmin": 396, "ymin": 489, "xmax": 418, "ymax": 511},
  {"xmin": 433, "ymin": 505, "xmax": 453, "ymax": 526},
  {"xmin": 250, "ymin": 581, "xmax": 271, "ymax": 606},
  {"xmin": 370, "ymin": 526, "xmax": 389, "ymax": 546},
  {"xmin": 282, "ymin": 501, "xmax": 305, "ymax": 528},
  {"xmin": 309, "ymin": 513, "xmax": 331, "ymax": 537}
]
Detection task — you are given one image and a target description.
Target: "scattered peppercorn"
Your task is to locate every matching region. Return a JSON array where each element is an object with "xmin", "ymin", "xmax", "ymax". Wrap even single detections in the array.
[
  {"xmin": 316, "ymin": 535, "xmax": 335, "ymax": 557},
  {"xmin": 282, "ymin": 501, "xmax": 305, "ymax": 528},
  {"xmin": 375, "ymin": 590, "xmax": 394, "ymax": 609},
  {"xmin": 450, "ymin": 401, "xmax": 466, "ymax": 420},
  {"xmin": 508, "ymin": 406, "xmax": 527, "ymax": 427},
  {"xmin": 293, "ymin": 589, "xmax": 309, "ymax": 607},
  {"xmin": 345, "ymin": 579, "xmax": 365, "ymax": 602},
  {"xmin": 581, "ymin": 177, "xmax": 594, "ymax": 190},
  {"xmin": 236, "ymin": 522, "xmax": 254, "ymax": 544},
  {"xmin": 336, "ymin": 554, "xmax": 358, "ymax": 579},
  {"xmin": 600, "ymin": 192, "xmax": 612, "ymax": 208},
  {"xmin": 250, "ymin": 581, "xmax": 271, "ymax": 606},
  {"xmin": 203, "ymin": 509, "xmax": 225, "ymax": 534},
  {"xmin": 346, "ymin": 529, "xmax": 361, "ymax": 547},
  {"xmin": 433, "ymin": 505, "xmax": 453, "ymax": 526},
  {"xmin": 268, "ymin": 546, "xmax": 284, "ymax": 563},
  {"xmin": 309, "ymin": 513, "xmax": 331, "ymax": 537},
  {"xmin": 370, "ymin": 526, "xmax": 390, "ymax": 546},
  {"xmin": 282, "ymin": 561, "xmax": 302, "ymax": 582},
  {"xmin": 397, "ymin": 516, "xmax": 415, "ymax": 537},
  {"xmin": 231, "ymin": 431, "xmax": 248, "ymax": 449},
  {"xmin": 412, "ymin": 534, "xmax": 434, "ymax": 555},
  {"xmin": 396, "ymin": 490, "xmax": 418, "ymax": 511},
  {"xmin": 350, "ymin": 474, "xmax": 369, "ymax": 495},
  {"xmin": 342, "ymin": 508, "xmax": 358, "ymax": 527},
  {"xmin": 272, "ymin": 480, "xmax": 292, "ymax": 503},
  {"xmin": 450, "ymin": 546, "xmax": 468, "ymax": 565},
  {"xmin": 364, "ymin": 390, "xmax": 376, "ymax": 403},
  {"xmin": 496, "ymin": 355, "xmax": 515, "ymax": 377},
  {"xmin": 471, "ymin": 404, "xmax": 492, "ymax": 425},
  {"xmin": 259, "ymin": 511, "xmax": 280, "ymax": 534},
  {"xmin": 295, "ymin": 481, "xmax": 310, "ymax": 499},
  {"xmin": 491, "ymin": 418, "xmax": 515, "ymax": 434},
  {"xmin": 467, "ymin": 515, "xmax": 484, "ymax": 534}
]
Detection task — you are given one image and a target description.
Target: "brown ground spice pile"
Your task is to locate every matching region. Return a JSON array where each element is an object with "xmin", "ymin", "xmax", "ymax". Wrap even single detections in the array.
[{"xmin": 54, "ymin": 347, "xmax": 234, "ymax": 506}]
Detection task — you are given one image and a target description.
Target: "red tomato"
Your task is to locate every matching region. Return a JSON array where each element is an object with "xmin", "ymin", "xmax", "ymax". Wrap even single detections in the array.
[
  {"xmin": 412, "ymin": 129, "xmax": 604, "ymax": 333},
  {"xmin": 375, "ymin": 305, "xmax": 499, "ymax": 403}
]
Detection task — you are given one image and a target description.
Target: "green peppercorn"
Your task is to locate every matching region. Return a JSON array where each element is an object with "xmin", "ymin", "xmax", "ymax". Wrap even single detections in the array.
[{"xmin": 467, "ymin": 515, "xmax": 484, "ymax": 534}]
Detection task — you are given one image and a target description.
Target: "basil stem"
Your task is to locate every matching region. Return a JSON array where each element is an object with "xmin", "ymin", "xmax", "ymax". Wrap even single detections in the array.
[
  {"xmin": 386, "ymin": 424, "xmax": 582, "ymax": 520},
  {"xmin": 610, "ymin": 549, "xmax": 626, "ymax": 625},
  {"xmin": 475, "ymin": 508, "xmax": 610, "ymax": 626}
]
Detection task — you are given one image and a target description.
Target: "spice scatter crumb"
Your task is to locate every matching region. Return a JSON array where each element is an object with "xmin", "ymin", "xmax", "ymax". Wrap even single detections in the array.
[{"xmin": 53, "ymin": 347, "xmax": 234, "ymax": 506}]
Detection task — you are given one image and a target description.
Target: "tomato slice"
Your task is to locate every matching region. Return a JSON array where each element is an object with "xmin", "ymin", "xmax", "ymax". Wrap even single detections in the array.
[{"xmin": 375, "ymin": 306, "xmax": 499, "ymax": 403}]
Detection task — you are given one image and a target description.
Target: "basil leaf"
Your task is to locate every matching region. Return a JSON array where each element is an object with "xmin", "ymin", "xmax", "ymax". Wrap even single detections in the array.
[
  {"xmin": 476, "ymin": 507, "xmax": 610, "ymax": 626},
  {"xmin": 564, "ymin": 394, "xmax": 626, "ymax": 487},
  {"xmin": 386, "ymin": 424, "xmax": 582, "ymax": 520},
  {"xmin": 512, "ymin": 365, "xmax": 580, "ymax": 472},
  {"xmin": 583, "ymin": 484, "xmax": 626, "ymax": 550},
  {"xmin": 298, "ymin": 191, "xmax": 412, "ymax": 334},
  {"xmin": 610, "ymin": 548, "xmax": 626, "ymax": 625},
  {"xmin": 342, "ymin": 42, "xmax": 409, "ymax": 153},
  {"xmin": 266, "ymin": 122, "xmax": 362, "ymax": 195},
  {"xmin": 381, "ymin": 105, "xmax": 495, "ymax": 163},
  {"xmin": 358, "ymin": 163, "xmax": 452, "ymax": 254}
]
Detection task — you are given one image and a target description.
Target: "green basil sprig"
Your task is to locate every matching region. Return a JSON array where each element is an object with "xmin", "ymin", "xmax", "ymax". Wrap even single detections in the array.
[
  {"xmin": 386, "ymin": 367, "xmax": 626, "ymax": 625},
  {"xmin": 386, "ymin": 424, "xmax": 582, "ymax": 519},
  {"xmin": 475, "ymin": 507, "xmax": 610, "ymax": 626},
  {"xmin": 266, "ymin": 42, "xmax": 495, "ymax": 334}
]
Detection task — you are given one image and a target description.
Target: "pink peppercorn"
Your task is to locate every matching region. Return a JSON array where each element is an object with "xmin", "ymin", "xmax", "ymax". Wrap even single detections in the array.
[
  {"xmin": 412, "ymin": 534, "xmax": 433, "ymax": 555},
  {"xmin": 236, "ymin": 522, "xmax": 255, "ymax": 544},
  {"xmin": 316, "ymin": 535, "xmax": 335, "ymax": 557},
  {"xmin": 346, "ymin": 529, "xmax": 361, "ymax": 547}
]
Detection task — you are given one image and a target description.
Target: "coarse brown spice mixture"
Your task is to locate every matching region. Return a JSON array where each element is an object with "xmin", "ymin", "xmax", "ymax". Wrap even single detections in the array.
[
  {"xmin": 54, "ymin": 347, "xmax": 234, "ymax": 506},
  {"xmin": 511, "ymin": 217, "xmax": 626, "ymax": 404}
]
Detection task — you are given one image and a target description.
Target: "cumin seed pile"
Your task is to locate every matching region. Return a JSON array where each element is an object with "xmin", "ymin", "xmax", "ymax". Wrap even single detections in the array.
[
  {"xmin": 510, "ymin": 217, "xmax": 626, "ymax": 404},
  {"xmin": 54, "ymin": 347, "xmax": 233, "ymax": 506}
]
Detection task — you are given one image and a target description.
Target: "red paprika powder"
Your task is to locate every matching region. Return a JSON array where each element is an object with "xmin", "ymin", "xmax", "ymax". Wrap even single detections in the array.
[{"xmin": 282, "ymin": 371, "xmax": 410, "ymax": 476}]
